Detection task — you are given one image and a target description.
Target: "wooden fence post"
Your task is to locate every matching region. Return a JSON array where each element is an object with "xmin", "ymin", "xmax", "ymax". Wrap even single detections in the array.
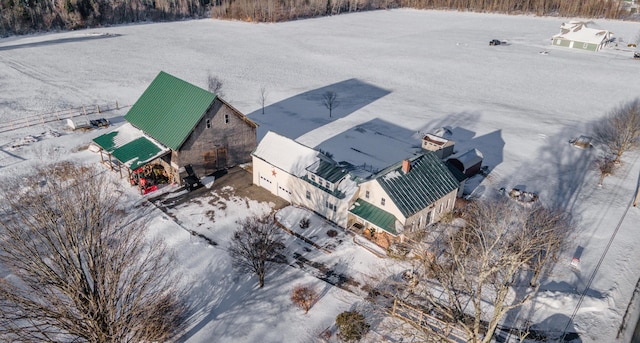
[
  {"xmin": 96, "ymin": 104, "xmax": 100, "ymax": 113},
  {"xmin": 83, "ymin": 106, "xmax": 87, "ymax": 116},
  {"xmin": 116, "ymin": 100, "xmax": 119, "ymax": 110}
]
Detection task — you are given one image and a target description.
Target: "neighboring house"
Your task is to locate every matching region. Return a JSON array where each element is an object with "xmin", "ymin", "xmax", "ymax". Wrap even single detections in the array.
[
  {"xmin": 93, "ymin": 71, "xmax": 257, "ymax": 187},
  {"xmin": 447, "ymin": 148, "xmax": 483, "ymax": 177},
  {"xmin": 349, "ymin": 153, "xmax": 460, "ymax": 248},
  {"xmin": 252, "ymin": 131, "xmax": 359, "ymax": 228},
  {"xmin": 551, "ymin": 21, "xmax": 612, "ymax": 52},
  {"xmin": 252, "ymin": 131, "xmax": 460, "ymax": 249}
]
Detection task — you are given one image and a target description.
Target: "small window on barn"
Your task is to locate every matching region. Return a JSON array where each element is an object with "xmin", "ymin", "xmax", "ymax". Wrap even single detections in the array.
[
  {"xmin": 381, "ymin": 198, "xmax": 386, "ymax": 206},
  {"xmin": 225, "ymin": 114, "xmax": 230, "ymax": 123},
  {"xmin": 206, "ymin": 119, "xmax": 211, "ymax": 129},
  {"xmin": 306, "ymin": 190, "xmax": 311, "ymax": 200},
  {"xmin": 365, "ymin": 190, "xmax": 370, "ymax": 199}
]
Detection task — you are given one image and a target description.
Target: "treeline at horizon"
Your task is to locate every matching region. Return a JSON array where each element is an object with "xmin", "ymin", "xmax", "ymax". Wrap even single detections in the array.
[{"xmin": 0, "ymin": 0, "xmax": 634, "ymax": 37}]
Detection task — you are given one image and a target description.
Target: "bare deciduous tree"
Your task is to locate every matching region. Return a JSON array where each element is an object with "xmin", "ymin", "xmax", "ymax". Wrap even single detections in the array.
[
  {"xmin": 291, "ymin": 284, "xmax": 319, "ymax": 313},
  {"xmin": 207, "ymin": 73, "xmax": 225, "ymax": 97},
  {"xmin": 593, "ymin": 98, "xmax": 640, "ymax": 163},
  {"xmin": 596, "ymin": 155, "xmax": 615, "ymax": 186},
  {"xmin": 0, "ymin": 162, "xmax": 187, "ymax": 343},
  {"xmin": 321, "ymin": 90, "xmax": 339, "ymax": 118},
  {"xmin": 258, "ymin": 85, "xmax": 268, "ymax": 114},
  {"xmin": 228, "ymin": 215, "xmax": 286, "ymax": 288},
  {"xmin": 404, "ymin": 198, "xmax": 571, "ymax": 343}
]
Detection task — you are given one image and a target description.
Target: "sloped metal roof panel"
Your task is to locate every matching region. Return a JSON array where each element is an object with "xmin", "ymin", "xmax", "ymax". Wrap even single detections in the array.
[
  {"xmin": 349, "ymin": 198, "xmax": 398, "ymax": 235},
  {"xmin": 376, "ymin": 152, "xmax": 459, "ymax": 218},
  {"xmin": 124, "ymin": 71, "xmax": 216, "ymax": 151}
]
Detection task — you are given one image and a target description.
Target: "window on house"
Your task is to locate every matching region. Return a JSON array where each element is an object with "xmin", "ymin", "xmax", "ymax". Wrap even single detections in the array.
[
  {"xmin": 206, "ymin": 119, "xmax": 211, "ymax": 129},
  {"xmin": 439, "ymin": 203, "xmax": 443, "ymax": 213},
  {"xmin": 446, "ymin": 199, "xmax": 450, "ymax": 209},
  {"xmin": 225, "ymin": 114, "xmax": 229, "ymax": 123},
  {"xmin": 583, "ymin": 42, "xmax": 589, "ymax": 49},
  {"xmin": 381, "ymin": 198, "xmax": 386, "ymax": 206},
  {"xmin": 306, "ymin": 190, "xmax": 311, "ymax": 200},
  {"xmin": 365, "ymin": 190, "xmax": 370, "ymax": 199}
]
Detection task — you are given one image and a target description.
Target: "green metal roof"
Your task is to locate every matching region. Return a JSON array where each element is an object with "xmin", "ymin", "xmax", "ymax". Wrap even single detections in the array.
[
  {"xmin": 112, "ymin": 137, "xmax": 167, "ymax": 170},
  {"xmin": 376, "ymin": 152, "xmax": 459, "ymax": 218},
  {"xmin": 124, "ymin": 71, "xmax": 216, "ymax": 150},
  {"xmin": 93, "ymin": 123, "xmax": 170, "ymax": 170},
  {"xmin": 349, "ymin": 199, "xmax": 398, "ymax": 235},
  {"xmin": 306, "ymin": 159, "xmax": 349, "ymax": 183}
]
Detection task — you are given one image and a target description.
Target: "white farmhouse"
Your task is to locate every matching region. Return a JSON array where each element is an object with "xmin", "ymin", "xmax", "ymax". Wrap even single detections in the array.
[{"xmin": 252, "ymin": 131, "xmax": 461, "ymax": 249}]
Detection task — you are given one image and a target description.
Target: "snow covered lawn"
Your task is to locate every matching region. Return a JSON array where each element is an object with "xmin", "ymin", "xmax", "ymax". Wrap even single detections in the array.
[{"xmin": 2, "ymin": 8, "xmax": 640, "ymax": 342}]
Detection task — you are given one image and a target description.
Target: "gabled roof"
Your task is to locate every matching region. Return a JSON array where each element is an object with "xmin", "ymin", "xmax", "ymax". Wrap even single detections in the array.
[
  {"xmin": 553, "ymin": 21, "xmax": 610, "ymax": 45},
  {"xmin": 375, "ymin": 152, "xmax": 459, "ymax": 218},
  {"xmin": 252, "ymin": 131, "xmax": 322, "ymax": 177},
  {"xmin": 447, "ymin": 148, "xmax": 483, "ymax": 168},
  {"xmin": 92, "ymin": 123, "xmax": 170, "ymax": 170},
  {"xmin": 124, "ymin": 71, "xmax": 216, "ymax": 151}
]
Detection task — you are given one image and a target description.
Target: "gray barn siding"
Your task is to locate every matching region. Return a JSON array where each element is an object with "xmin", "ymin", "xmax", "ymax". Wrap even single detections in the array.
[{"xmin": 176, "ymin": 98, "xmax": 256, "ymax": 178}]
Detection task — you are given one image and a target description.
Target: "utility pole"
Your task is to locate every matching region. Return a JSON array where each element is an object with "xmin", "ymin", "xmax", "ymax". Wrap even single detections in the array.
[{"xmin": 635, "ymin": 171, "xmax": 640, "ymax": 207}]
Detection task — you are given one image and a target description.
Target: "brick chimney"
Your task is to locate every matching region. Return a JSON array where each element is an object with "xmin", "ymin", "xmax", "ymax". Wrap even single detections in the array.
[{"xmin": 402, "ymin": 159, "xmax": 411, "ymax": 174}]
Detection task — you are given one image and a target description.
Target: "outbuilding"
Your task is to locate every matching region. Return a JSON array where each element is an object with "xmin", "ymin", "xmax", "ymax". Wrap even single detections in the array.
[
  {"xmin": 447, "ymin": 148, "xmax": 483, "ymax": 177},
  {"xmin": 92, "ymin": 71, "xmax": 257, "ymax": 192}
]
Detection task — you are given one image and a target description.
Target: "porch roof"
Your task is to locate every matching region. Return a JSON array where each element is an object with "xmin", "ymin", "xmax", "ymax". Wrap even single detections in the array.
[
  {"xmin": 93, "ymin": 123, "xmax": 170, "ymax": 170},
  {"xmin": 349, "ymin": 198, "xmax": 398, "ymax": 235}
]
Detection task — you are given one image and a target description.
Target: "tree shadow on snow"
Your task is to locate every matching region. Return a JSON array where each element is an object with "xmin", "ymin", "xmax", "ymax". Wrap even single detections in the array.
[
  {"xmin": 247, "ymin": 78, "xmax": 391, "ymax": 142},
  {"xmin": 176, "ymin": 259, "xmax": 295, "ymax": 342},
  {"xmin": 0, "ymin": 33, "xmax": 121, "ymax": 51}
]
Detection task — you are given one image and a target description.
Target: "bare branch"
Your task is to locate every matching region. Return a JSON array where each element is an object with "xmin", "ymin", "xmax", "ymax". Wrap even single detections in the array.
[
  {"xmin": 228, "ymin": 215, "xmax": 286, "ymax": 288},
  {"xmin": 0, "ymin": 162, "xmax": 187, "ymax": 342}
]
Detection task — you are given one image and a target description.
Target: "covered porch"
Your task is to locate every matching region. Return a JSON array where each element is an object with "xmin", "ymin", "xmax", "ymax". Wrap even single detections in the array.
[
  {"xmin": 92, "ymin": 123, "xmax": 172, "ymax": 194},
  {"xmin": 348, "ymin": 198, "xmax": 402, "ymax": 250}
]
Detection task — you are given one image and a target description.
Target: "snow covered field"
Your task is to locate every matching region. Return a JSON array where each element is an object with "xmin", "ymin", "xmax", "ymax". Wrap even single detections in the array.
[{"xmin": 1, "ymin": 9, "xmax": 640, "ymax": 342}]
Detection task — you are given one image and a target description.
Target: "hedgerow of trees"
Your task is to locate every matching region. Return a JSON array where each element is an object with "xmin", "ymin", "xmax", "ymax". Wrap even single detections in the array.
[
  {"xmin": 1, "ymin": 0, "xmax": 633, "ymax": 37},
  {"xmin": 0, "ymin": 0, "xmax": 211, "ymax": 37}
]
